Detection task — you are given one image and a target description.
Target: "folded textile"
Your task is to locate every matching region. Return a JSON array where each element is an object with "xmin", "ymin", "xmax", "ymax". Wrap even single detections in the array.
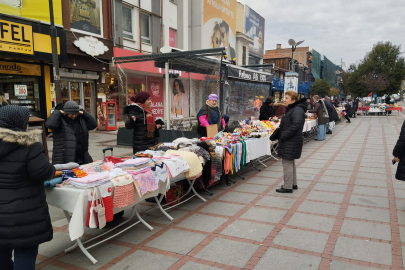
[
  {"xmin": 151, "ymin": 161, "xmax": 169, "ymax": 182},
  {"xmin": 69, "ymin": 178, "xmax": 112, "ymax": 188},
  {"xmin": 161, "ymin": 154, "xmax": 190, "ymax": 178},
  {"xmin": 54, "ymin": 162, "xmax": 80, "ymax": 171},
  {"xmin": 110, "ymin": 174, "xmax": 134, "ymax": 187},
  {"xmin": 132, "ymin": 169, "xmax": 159, "ymax": 197},
  {"xmin": 72, "ymin": 168, "xmax": 88, "ymax": 178},
  {"xmin": 44, "ymin": 177, "xmax": 63, "ymax": 188},
  {"xmin": 115, "ymin": 158, "xmax": 150, "ymax": 168},
  {"xmin": 113, "ymin": 184, "xmax": 136, "ymax": 208},
  {"xmin": 62, "ymin": 169, "xmax": 77, "ymax": 181},
  {"xmin": 165, "ymin": 150, "xmax": 202, "ymax": 180},
  {"xmin": 67, "ymin": 172, "xmax": 110, "ymax": 184},
  {"xmin": 103, "ymin": 156, "xmax": 124, "ymax": 164},
  {"xmin": 54, "ymin": 171, "xmax": 62, "ymax": 177},
  {"xmin": 100, "ymin": 162, "xmax": 115, "ymax": 171},
  {"xmin": 109, "ymin": 168, "xmax": 127, "ymax": 178}
]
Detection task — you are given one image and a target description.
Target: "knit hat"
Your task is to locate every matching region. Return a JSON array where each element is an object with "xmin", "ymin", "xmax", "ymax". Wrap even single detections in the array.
[
  {"xmin": 0, "ymin": 105, "xmax": 30, "ymax": 132},
  {"xmin": 134, "ymin": 91, "xmax": 151, "ymax": 104},
  {"xmin": 63, "ymin": 101, "xmax": 80, "ymax": 114},
  {"xmin": 208, "ymin": 94, "xmax": 219, "ymax": 101}
]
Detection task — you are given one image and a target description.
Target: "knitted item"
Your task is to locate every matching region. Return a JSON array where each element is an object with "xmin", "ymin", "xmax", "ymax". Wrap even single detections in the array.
[
  {"xmin": 165, "ymin": 150, "xmax": 202, "ymax": 180},
  {"xmin": 72, "ymin": 168, "xmax": 88, "ymax": 178},
  {"xmin": 54, "ymin": 171, "xmax": 62, "ymax": 177},
  {"xmin": 0, "ymin": 105, "xmax": 29, "ymax": 131},
  {"xmin": 241, "ymin": 141, "xmax": 247, "ymax": 169},
  {"xmin": 111, "ymin": 174, "xmax": 134, "ymax": 187},
  {"xmin": 113, "ymin": 184, "xmax": 136, "ymax": 208},
  {"xmin": 61, "ymin": 169, "xmax": 77, "ymax": 181},
  {"xmin": 131, "ymin": 170, "xmax": 159, "ymax": 197},
  {"xmin": 103, "ymin": 156, "xmax": 124, "ymax": 164},
  {"xmin": 54, "ymin": 162, "xmax": 80, "ymax": 170},
  {"xmin": 63, "ymin": 101, "xmax": 80, "ymax": 114},
  {"xmin": 44, "ymin": 177, "xmax": 63, "ymax": 188}
]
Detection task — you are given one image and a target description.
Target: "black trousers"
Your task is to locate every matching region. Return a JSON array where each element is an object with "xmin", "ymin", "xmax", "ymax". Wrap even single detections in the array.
[
  {"xmin": 0, "ymin": 245, "xmax": 39, "ymax": 270},
  {"xmin": 345, "ymin": 114, "xmax": 351, "ymax": 122}
]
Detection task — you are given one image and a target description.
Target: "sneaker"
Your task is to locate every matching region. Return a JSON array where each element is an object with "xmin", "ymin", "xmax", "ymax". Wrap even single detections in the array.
[
  {"xmin": 276, "ymin": 187, "xmax": 293, "ymax": 193},
  {"xmin": 281, "ymin": 185, "xmax": 298, "ymax": 190}
]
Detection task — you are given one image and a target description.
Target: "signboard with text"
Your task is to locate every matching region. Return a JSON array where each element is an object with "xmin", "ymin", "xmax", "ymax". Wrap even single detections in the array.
[
  {"xmin": 244, "ymin": 5, "xmax": 265, "ymax": 58},
  {"xmin": 14, "ymin": 84, "xmax": 27, "ymax": 96},
  {"xmin": 147, "ymin": 76, "xmax": 164, "ymax": 119},
  {"xmin": 227, "ymin": 66, "xmax": 272, "ymax": 83},
  {"xmin": 0, "ymin": 18, "xmax": 33, "ymax": 55}
]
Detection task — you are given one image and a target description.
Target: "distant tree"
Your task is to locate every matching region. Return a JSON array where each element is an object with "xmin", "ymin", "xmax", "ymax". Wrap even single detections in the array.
[
  {"xmin": 346, "ymin": 41, "xmax": 405, "ymax": 97},
  {"xmin": 329, "ymin": 87, "xmax": 340, "ymax": 97},
  {"xmin": 310, "ymin": 79, "xmax": 331, "ymax": 97}
]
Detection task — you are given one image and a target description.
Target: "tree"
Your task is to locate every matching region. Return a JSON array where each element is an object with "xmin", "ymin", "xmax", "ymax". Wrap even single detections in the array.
[
  {"xmin": 310, "ymin": 79, "xmax": 331, "ymax": 97},
  {"xmin": 330, "ymin": 87, "xmax": 340, "ymax": 97},
  {"xmin": 345, "ymin": 41, "xmax": 405, "ymax": 97}
]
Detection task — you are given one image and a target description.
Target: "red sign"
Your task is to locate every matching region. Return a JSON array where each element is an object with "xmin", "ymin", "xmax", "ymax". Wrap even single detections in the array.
[
  {"xmin": 147, "ymin": 76, "xmax": 164, "ymax": 118},
  {"xmin": 169, "ymin": 29, "xmax": 176, "ymax": 47},
  {"xmin": 14, "ymin": 84, "xmax": 27, "ymax": 96}
]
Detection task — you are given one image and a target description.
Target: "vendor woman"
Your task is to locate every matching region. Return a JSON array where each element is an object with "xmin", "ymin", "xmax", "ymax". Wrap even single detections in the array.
[{"xmin": 197, "ymin": 94, "xmax": 226, "ymax": 137}]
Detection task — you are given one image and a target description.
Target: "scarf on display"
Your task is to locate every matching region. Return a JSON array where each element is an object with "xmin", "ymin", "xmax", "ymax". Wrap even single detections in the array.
[{"xmin": 136, "ymin": 102, "xmax": 156, "ymax": 138}]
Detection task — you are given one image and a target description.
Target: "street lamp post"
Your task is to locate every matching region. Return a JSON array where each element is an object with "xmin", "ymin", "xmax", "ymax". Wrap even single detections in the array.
[
  {"xmin": 49, "ymin": 0, "xmax": 61, "ymax": 104},
  {"xmin": 288, "ymin": 39, "xmax": 304, "ymax": 72}
]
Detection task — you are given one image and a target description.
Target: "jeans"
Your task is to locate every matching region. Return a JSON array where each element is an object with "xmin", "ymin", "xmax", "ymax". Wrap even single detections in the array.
[
  {"xmin": 282, "ymin": 158, "xmax": 297, "ymax": 189},
  {"xmin": 317, "ymin": 124, "xmax": 326, "ymax": 140},
  {"xmin": 0, "ymin": 245, "xmax": 39, "ymax": 270}
]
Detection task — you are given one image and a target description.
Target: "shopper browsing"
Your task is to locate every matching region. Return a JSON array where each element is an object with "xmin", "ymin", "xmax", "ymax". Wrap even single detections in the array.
[{"xmin": 308, "ymin": 95, "xmax": 329, "ymax": 141}]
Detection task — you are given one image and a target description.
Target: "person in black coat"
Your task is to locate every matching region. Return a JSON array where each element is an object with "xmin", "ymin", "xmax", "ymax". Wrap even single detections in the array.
[
  {"xmin": 0, "ymin": 105, "xmax": 55, "ymax": 270},
  {"xmin": 125, "ymin": 92, "xmax": 162, "ymax": 153},
  {"xmin": 352, "ymin": 98, "xmax": 359, "ymax": 117},
  {"xmin": 45, "ymin": 101, "xmax": 97, "ymax": 165},
  {"xmin": 325, "ymin": 97, "xmax": 340, "ymax": 134},
  {"xmin": 394, "ymin": 121, "xmax": 405, "ymax": 180},
  {"xmin": 259, "ymin": 96, "xmax": 275, "ymax": 121},
  {"xmin": 275, "ymin": 91, "xmax": 306, "ymax": 193}
]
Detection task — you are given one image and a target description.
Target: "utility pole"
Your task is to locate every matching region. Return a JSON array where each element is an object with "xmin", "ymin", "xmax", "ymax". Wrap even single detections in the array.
[{"xmin": 49, "ymin": 0, "xmax": 61, "ymax": 104}]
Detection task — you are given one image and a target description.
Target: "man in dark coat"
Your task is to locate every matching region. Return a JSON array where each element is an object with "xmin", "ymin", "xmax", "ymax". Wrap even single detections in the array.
[
  {"xmin": 125, "ymin": 92, "xmax": 162, "ymax": 153},
  {"xmin": 45, "ymin": 101, "xmax": 97, "ymax": 165},
  {"xmin": 259, "ymin": 96, "xmax": 275, "ymax": 121},
  {"xmin": 352, "ymin": 98, "xmax": 359, "ymax": 117},
  {"xmin": 325, "ymin": 97, "xmax": 340, "ymax": 134},
  {"xmin": 0, "ymin": 105, "xmax": 55, "ymax": 269},
  {"xmin": 308, "ymin": 96, "xmax": 329, "ymax": 141},
  {"xmin": 275, "ymin": 91, "xmax": 306, "ymax": 193}
]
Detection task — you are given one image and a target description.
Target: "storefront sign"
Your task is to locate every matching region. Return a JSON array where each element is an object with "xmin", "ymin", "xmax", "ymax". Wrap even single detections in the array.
[
  {"xmin": 0, "ymin": 61, "xmax": 41, "ymax": 76},
  {"xmin": 0, "ymin": 18, "xmax": 34, "ymax": 55},
  {"xmin": 227, "ymin": 66, "xmax": 272, "ymax": 83},
  {"xmin": 14, "ymin": 84, "xmax": 27, "ymax": 96},
  {"xmin": 74, "ymin": 36, "xmax": 109, "ymax": 56},
  {"xmin": 244, "ymin": 5, "xmax": 265, "ymax": 57},
  {"xmin": 147, "ymin": 76, "xmax": 164, "ymax": 118}
]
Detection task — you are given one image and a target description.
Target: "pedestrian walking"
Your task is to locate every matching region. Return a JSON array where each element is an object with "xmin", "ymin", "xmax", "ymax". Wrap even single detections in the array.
[
  {"xmin": 0, "ymin": 106, "xmax": 55, "ymax": 270},
  {"xmin": 125, "ymin": 92, "xmax": 163, "ymax": 153},
  {"xmin": 352, "ymin": 98, "xmax": 359, "ymax": 118},
  {"xmin": 393, "ymin": 120, "xmax": 405, "ymax": 180},
  {"xmin": 197, "ymin": 94, "xmax": 226, "ymax": 137},
  {"xmin": 325, "ymin": 97, "xmax": 339, "ymax": 134},
  {"xmin": 259, "ymin": 96, "xmax": 275, "ymax": 120},
  {"xmin": 45, "ymin": 101, "xmax": 97, "ymax": 165},
  {"xmin": 274, "ymin": 91, "xmax": 306, "ymax": 193},
  {"xmin": 308, "ymin": 95, "xmax": 329, "ymax": 141}
]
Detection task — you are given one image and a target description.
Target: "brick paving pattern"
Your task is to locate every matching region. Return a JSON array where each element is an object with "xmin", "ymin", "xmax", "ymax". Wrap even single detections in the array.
[{"xmin": 36, "ymin": 114, "xmax": 405, "ymax": 269}]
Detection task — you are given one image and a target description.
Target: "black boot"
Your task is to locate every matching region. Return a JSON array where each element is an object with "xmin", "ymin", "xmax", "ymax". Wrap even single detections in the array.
[
  {"xmin": 276, "ymin": 187, "xmax": 293, "ymax": 193},
  {"xmin": 326, "ymin": 130, "xmax": 332, "ymax": 134},
  {"xmin": 282, "ymin": 185, "xmax": 298, "ymax": 190}
]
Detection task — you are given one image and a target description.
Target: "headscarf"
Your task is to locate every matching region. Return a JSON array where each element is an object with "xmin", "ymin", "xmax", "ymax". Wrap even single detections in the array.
[
  {"xmin": 134, "ymin": 92, "xmax": 155, "ymax": 138},
  {"xmin": 0, "ymin": 105, "xmax": 30, "ymax": 132}
]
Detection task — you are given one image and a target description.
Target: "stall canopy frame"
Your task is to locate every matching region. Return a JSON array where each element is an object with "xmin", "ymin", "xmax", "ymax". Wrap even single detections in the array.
[{"xmin": 114, "ymin": 47, "xmax": 226, "ymax": 130}]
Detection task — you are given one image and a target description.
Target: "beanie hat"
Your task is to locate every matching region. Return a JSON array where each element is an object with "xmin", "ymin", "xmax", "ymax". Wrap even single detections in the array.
[
  {"xmin": 134, "ymin": 91, "xmax": 151, "ymax": 104},
  {"xmin": 208, "ymin": 94, "xmax": 219, "ymax": 101},
  {"xmin": 0, "ymin": 105, "xmax": 30, "ymax": 132},
  {"xmin": 63, "ymin": 101, "xmax": 80, "ymax": 114}
]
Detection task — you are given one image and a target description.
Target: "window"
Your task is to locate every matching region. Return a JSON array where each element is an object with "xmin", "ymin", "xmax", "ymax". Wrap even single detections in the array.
[
  {"xmin": 141, "ymin": 13, "xmax": 151, "ymax": 44},
  {"xmin": 242, "ymin": 46, "xmax": 246, "ymax": 65},
  {"xmin": 122, "ymin": 6, "xmax": 133, "ymax": 39}
]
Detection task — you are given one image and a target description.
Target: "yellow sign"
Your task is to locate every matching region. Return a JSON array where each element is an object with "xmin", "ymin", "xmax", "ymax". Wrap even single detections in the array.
[
  {"xmin": 0, "ymin": 19, "xmax": 33, "ymax": 55},
  {"xmin": 0, "ymin": 61, "xmax": 41, "ymax": 76},
  {"xmin": 50, "ymin": 83, "xmax": 56, "ymax": 102},
  {"xmin": 0, "ymin": 0, "xmax": 63, "ymax": 26}
]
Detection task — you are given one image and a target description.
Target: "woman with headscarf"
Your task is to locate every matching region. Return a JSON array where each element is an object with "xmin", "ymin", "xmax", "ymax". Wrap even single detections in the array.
[
  {"xmin": 197, "ymin": 94, "xmax": 226, "ymax": 137},
  {"xmin": 259, "ymin": 96, "xmax": 275, "ymax": 120},
  {"xmin": 0, "ymin": 106, "xmax": 55, "ymax": 269},
  {"xmin": 308, "ymin": 95, "xmax": 329, "ymax": 141},
  {"xmin": 125, "ymin": 91, "xmax": 162, "ymax": 153}
]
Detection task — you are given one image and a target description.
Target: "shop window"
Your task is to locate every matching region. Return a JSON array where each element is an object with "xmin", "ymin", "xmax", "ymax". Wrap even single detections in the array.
[
  {"xmin": 122, "ymin": 6, "xmax": 133, "ymax": 40},
  {"xmin": 141, "ymin": 13, "xmax": 151, "ymax": 44}
]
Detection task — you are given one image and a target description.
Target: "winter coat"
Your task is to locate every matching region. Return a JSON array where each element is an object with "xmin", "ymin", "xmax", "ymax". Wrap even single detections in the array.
[
  {"xmin": 0, "ymin": 128, "xmax": 55, "ymax": 248},
  {"xmin": 353, "ymin": 99, "xmax": 359, "ymax": 112},
  {"xmin": 125, "ymin": 104, "xmax": 159, "ymax": 154},
  {"xmin": 45, "ymin": 110, "xmax": 97, "ymax": 165},
  {"xmin": 308, "ymin": 101, "xmax": 329, "ymax": 125},
  {"xmin": 259, "ymin": 104, "xmax": 274, "ymax": 120},
  {"xmin": 277, "ymin": 98, "xmax": 306, "ymax": 160},
  {"xmin": 325, "ymin": 100, "xmax": 340, "ymax": 122},
  {"xmin": 394, "ymin": 121, "xmax": 405, "ymax": 180},
  {"xmin": 273, "ymin": 103, "xmax": 286, "ymax": 118},
  {"xmin": 345, "ymin": 104, "xmax": 355, "ymax": 118}
]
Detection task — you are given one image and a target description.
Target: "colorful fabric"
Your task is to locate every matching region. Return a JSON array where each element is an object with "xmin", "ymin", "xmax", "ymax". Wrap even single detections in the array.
[
  {"xmin": 113, "ymin": 184, "xmax": 136, "ymax": 208},
  {"xmin": 44, "ymin": 177, "xmax": 63, "ymax": 188},
  {"xmin": 151, "ymin": 161, "xmax": 169, "ymax": 182},
  {"xmin": 103, "ymin": 156, "xmax": 124, "ymax": 164},
  {"xmin": 161, "ymin": 155, "xmax": 191, "ymax": 178},
  {"xmin": 241, "ymin": 141, "xmax": 247, "ymax": 169},
  {"xmin": 225, "ymin": 151, "xmax": 231, "ymax": 175},
  {"xmin": 72, "ymin": 168, "xmax": 88, "ymax": 178},
  {"xmin": 165, "ymin": 150, "xmax": 202, "ymax": 180},
  {"xmin": 132, "ymin": 169, "xmax": 159, "ymax": 197},
  {"xmin": 61, "ymin": 169, "xmax": 77, "ymax": 181},
  {"xmin": 111, "ymin": 174, "xmax": 134, "ymax": 187}
]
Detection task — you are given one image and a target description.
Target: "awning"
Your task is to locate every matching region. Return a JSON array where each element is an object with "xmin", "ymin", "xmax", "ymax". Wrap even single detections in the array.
[{"xmin": 226, "ymin": 65, "xmax": 273, "ymax": 83}]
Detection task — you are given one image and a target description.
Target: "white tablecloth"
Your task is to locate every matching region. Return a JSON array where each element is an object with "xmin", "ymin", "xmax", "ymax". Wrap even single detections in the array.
[
  {"xmin": 368, "ymin": 107, "xmax": 385, "ymax": 113},
  {"xmin": 245, "ymin": 137, "xmax": 272, "ymax": 162},
  {"xmin": 303, "ymin": 120, "xmax": 317, "ymax": 132},
  {"xmin": 46, "ymin": 179, "xmax": 169, "ymax": 241}
]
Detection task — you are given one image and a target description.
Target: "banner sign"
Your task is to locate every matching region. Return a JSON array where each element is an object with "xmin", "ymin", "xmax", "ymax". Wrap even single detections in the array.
[
  {"xmin": 147, "ymin": 76, "xmax": 164, "ymax": 118},
  {"xmin": 227, "ymin": 66, "xmax": 272, "ymax": 83},
  {"xmin": 244, "ymin": 5, "xmax": 264, "ymax": 58},
  {"xmin": 14, "ymin": 84, "xmax": 27, "ymax": 96}
]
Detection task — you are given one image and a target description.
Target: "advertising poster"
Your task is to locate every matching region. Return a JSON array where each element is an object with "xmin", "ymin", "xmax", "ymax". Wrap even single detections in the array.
[
  {"xmin": 169, "ymin": 29, "xmax": 176, "ymax": 47},
  {"xmin": 170, "ymin": 78, "xmax": 189, "ymax": 118},
  {"xmin": 244, "ymin": 5, "xmax": 265, "ymax": 57},
  {"xmin": 284, "ymin": 77, "xmax": 298, "ymax": 93},
  {"xmin": 69, "ymin": 0, "xmax": 102, "ymax": 35},
  {"xmin": 203, "ymin": 0, "xmax": 237, "ymax": 59},
  {"xmin": 0, "ymin": 0, "xmax": 63, "ymax": 25},
  {"xmin": 147, "ymin": 77, "xmax": 164, "ymax": 119}
]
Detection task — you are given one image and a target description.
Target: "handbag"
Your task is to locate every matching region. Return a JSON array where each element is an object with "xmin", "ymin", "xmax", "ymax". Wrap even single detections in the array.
[
  {"xmin": 88, "ymin": 188, "xmax": 99, "ymax": 229},
  {"xmin": 320, "ymin": 100, "xmax": 329, "ymax": 118},
  {"xmin": 93, "ymin": 187, "xmax": 106, "ymax": 229},
  {"xmin": 270, "ymin": 128, "xmax": 280, "ymax": 141}
]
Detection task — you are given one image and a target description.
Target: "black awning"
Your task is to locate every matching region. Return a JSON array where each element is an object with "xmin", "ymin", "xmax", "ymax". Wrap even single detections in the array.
[{"xmin": 227, "ymin": 65, "xmax": 273, "ymax": 83}]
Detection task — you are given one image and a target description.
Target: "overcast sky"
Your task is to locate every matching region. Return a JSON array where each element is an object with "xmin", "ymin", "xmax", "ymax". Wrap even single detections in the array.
[{"xmin": 238, "ymin": 0, "xmax": 405, "ymax": 67}]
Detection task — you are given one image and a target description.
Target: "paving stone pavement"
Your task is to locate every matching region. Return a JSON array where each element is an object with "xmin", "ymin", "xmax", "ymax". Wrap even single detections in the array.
[{"xmin": 37, "ymin": 112, "xmax": 405, "ymax": 269}]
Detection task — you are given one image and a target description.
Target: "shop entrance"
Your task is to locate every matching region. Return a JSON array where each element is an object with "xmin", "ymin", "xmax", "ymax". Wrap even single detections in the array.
[{"xmin": 60, "ymin": 80, "xmax": 96, "ymax": 116}]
